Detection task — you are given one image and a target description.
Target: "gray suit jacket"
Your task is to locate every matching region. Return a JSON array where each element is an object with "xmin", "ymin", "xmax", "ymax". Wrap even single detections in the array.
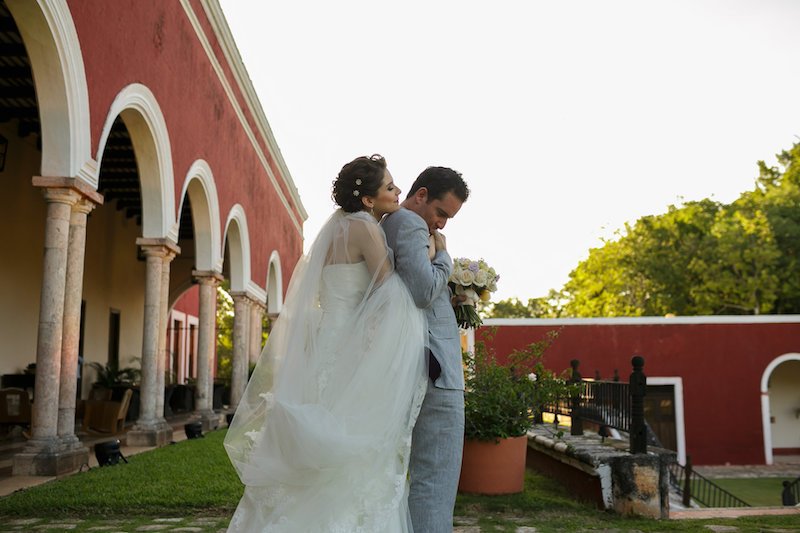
[{"xmin": 382, "ymin": 208, "xmax": 465, "ymax": 390}]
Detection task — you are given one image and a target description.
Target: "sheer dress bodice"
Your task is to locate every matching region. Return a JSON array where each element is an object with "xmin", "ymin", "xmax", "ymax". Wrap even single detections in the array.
[{"xmin": 319, "ymin": 262, "xmax": 371, "ymax": 314}]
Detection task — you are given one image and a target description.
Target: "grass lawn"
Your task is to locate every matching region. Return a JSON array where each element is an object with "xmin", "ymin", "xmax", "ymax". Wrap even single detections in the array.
[
  {"xmin": 711, "ymin": 477, "xmax": 793, "ymax": 507},
  {"xmin": 0, "ymin": 429, "xmax": 798, "ymax": 532}
]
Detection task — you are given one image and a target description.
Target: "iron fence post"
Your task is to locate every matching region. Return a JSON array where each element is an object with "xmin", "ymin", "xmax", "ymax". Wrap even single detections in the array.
[
  {"xmin": 570, "ymin": 359, "xmax": 583, "ymax": 436},
  {"xmin": 629, "ymin": 355, "xmax": 647, "ymax": 454},
  {"xmin": 683, "ymin": 455, "xmax": 693, "ymax": 507}
]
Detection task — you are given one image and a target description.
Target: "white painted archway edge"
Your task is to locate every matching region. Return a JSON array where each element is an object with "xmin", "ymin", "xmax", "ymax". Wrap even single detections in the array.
[
  {"xmin": 97, "ymin": 83, "xmax": 177, "ymax": 241},
  {"xmin": 760, "ymin": 352, "xmax": 800, "ymax": 465},
  {"xmin": 177, "ymin": 159, "xmax": 222, "ymax": 273},
  {"xmin": 266, "ymin": 250, "xmax": 283, "ymax": 314},
  {"xmin": 6, "ymin": 0, "xmax": 95, "ymax": 183}
]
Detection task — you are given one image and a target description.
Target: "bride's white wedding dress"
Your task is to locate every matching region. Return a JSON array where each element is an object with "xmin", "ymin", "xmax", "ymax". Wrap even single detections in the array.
[{"xmin": 225, "ymin": 211, "xmax": 427, "ymax": 532}]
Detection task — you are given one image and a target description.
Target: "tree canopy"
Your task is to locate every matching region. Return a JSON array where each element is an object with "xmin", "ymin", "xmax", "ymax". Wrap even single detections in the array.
[{"xmin": 485, "ymin": 142, "xmax": 800, "ymax": 318}]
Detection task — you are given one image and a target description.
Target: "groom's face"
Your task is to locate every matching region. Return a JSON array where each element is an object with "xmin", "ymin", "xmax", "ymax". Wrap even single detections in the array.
[{"xmin": 416, "ymin": 189, "xmax": 463, "ymax": 232}]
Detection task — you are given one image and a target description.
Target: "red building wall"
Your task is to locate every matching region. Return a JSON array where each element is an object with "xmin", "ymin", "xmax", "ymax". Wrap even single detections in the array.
[
  {"xmin": 478, "ymin": 318, "xmax": 800, "ymax": 465},
  {"xmin": 66, "ymin": 0, "xmax": 302, "ymax": 291}
]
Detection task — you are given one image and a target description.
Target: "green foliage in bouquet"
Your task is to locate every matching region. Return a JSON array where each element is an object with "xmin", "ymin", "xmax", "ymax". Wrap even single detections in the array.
[
  {"xmin": 463, "ymin": 329, "xmax": 578, "ymax": 441},
  {"xmin": 454, "ymin": 303, "xmax": 482, "ymax": 330}
]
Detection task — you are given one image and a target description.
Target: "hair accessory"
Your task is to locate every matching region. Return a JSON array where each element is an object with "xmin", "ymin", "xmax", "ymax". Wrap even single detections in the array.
[
  {"xmin": 353, "ymin": 190, "xmax": 360, "ymax": 196},
  {"xmin": 355, "ymin": 179, "xmax": 362, "ymax": 186}
]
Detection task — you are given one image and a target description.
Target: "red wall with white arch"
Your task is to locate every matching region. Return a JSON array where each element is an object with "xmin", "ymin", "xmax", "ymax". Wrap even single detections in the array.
[
  {"xmin": 66, "ymin": 0, "xmax": 302, "ymax": 292},
  {"xmin": 478, "ymin": 318, "xmax": 800, "ymax": 465}
]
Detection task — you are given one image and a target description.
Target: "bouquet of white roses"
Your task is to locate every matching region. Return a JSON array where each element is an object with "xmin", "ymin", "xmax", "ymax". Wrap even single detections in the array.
[{"xmin": 448, "ymin": 258, "xmax": 499, "ymax": 329}]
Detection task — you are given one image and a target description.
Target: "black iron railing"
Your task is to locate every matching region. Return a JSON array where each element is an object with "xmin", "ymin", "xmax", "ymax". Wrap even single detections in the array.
[
  {"xmin": 669, "ymin": 457, "xmax": 751, "ymax": 508},
  {"xmin": 542, "ymin": 355, "xmax": 648, "ymax": 454}
]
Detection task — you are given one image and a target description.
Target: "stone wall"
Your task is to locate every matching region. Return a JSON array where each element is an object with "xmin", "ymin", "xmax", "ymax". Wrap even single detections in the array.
[{"xmin": 526, "ymin": 426, "xmax": 675, "ymax": 519}]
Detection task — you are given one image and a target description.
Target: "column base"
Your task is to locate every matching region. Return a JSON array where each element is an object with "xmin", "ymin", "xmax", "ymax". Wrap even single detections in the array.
[
  {"xmin": 126, "ymin": 422, "xmax": 173, "ymax": 447},
  {"xmin": 194, "ymin": 410, "xmax": 222, "ymax": 432},
  {"xmin": 12, "ymin": 440, "xmax": 89, "ymax": 477}
]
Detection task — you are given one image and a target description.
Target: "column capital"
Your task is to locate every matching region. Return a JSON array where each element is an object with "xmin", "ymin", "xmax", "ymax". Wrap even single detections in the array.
[
  {"xmin": 192, "ymin": 270, "xmax": 225, "ymax": 286},
  {"xmin": 136, "ymin": 237, "xmax": 181, "ymax": 259},
  {"xmin": 33, "ymin": 176, "xmax": 104, "ymax": 206},
  {"xmin": 41, "ymin": 187, "xmax": 82, "ymax": 206},
  {"xmin": 72, "ymin": 197, "xmax": 97, "ymax": 216},
  {"xmin": 230, "ymin": 291, "xmax": 264, "ymax": 307}
]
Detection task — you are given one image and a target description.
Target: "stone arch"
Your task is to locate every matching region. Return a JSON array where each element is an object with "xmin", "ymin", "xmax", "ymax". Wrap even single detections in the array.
[
  {"xmin": 97, "ymin": 83, "xmax": 176, "ymax": 241},
  {"xmin": 223, "ymin": 204, "xmax": 251, "ymax": 294},
  {"xmin": 760, "ymin": 353, "xmax": 800, "ymax": 464},
  {"xmin": 6, "ymin": 0, "xmax": 94, "ymax": 182},
  {"xmin": 266, "ymin": 250, "xmax": 283, "ymax": 314},
  {"xmin": 177, "ymin": 160, "xmax": 222, "ymax": 272}
]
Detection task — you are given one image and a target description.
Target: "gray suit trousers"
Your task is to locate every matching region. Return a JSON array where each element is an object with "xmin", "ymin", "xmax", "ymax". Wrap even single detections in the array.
[{"xmin": 409, "ymin": 378, "xmax": 465, "ymax": 533}]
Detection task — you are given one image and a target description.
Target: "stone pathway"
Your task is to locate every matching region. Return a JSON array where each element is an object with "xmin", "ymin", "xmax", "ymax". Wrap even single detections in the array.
[
  {"xmin": 4, "ymin": 514, "xmax": 800, "ymax": 533},
  {"xmin": 0, "ymin": 517, "xmax": 229, "ymax": 533}
]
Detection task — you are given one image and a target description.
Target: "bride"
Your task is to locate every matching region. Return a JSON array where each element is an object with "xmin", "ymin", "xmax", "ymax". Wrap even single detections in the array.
[{"xmin": 225, "ymin": 155, "xmax": 431, "ymax": 532}]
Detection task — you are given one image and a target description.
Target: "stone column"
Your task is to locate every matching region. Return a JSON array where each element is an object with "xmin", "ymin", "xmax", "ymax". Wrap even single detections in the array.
[
  {"xmin": 155, "ymin": 249, "xmax": 176, "ymax": 422},
  {"xmin": 13, "ymin": 186, "xmax": 79, "ymax": 476},
  {"xmin": 192, "ymin": 270, "xmax": 223, "ymax": 430},
  {"xmin": 127, "ymin": 239, "xmax": 179, "ymax": 447},
  {"xmin": 58, "ymin": 198, "xmax": 98, "ymax": 452},
  {"xmin": 229, "ymin": 293, "xmax": 252, "ymax": 410},
  {"xmin": 249, "ymin": 300, "xmax": 265, "ymax": 365}
]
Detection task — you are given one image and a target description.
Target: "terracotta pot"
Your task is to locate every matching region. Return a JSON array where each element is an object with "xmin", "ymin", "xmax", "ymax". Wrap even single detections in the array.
[{"xmin": 458, "ymin": 435, "xmax": 527, "ymax": 495}]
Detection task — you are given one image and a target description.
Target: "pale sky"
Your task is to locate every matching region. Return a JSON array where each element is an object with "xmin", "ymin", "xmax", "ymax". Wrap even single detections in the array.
[{"xmin": 219, "ymin": 0, "xmax": 800, "ymax": 301}]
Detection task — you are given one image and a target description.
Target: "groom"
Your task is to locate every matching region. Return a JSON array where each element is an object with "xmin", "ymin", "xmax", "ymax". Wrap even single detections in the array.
[{"xmin": 382, "ymin": 166, "xmax": 469, "ymax": 533}]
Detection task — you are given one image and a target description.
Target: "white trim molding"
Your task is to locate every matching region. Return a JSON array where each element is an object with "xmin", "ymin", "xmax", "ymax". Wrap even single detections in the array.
[
  {"xmin": 97, "ymin": 83, "xmax": 177, "ymax": 241},
  {"xmin": 6, "ymin": 0, "xmax": 95, "ymax": 183},
  {"xmin": 760, "ymin": 352, "xmax": 800, "ymax": 465},
  {"xmin": 178, "ymin": 160, "xmax": 222, "ymax": 272},
  {"xmin": 266, "ymin": 250, "xmax": 283, "ymax": 315},
  {"xmin": 179, "ymin": 0, "xmax": 306, "ymax": 235},
  {"xmin": 223, "ymin": 204, "xmax": 251, "ymax": 294},
  {"xmin": 484, "ymin": 316, "xmax": 800, "ymax": 327}
]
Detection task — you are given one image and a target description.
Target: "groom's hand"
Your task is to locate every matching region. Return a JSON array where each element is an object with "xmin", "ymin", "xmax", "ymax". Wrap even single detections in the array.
[
  {"xmin": 451, "ymin": 293, "xmax": 467, "ymax": 307},
  {"xmin": 432, "ymin": 230, "xmax": 447, "ymax": 252}
]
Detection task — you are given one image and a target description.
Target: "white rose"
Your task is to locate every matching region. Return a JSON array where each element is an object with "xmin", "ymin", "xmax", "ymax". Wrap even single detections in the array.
[
  {"xmin": 474, "ymin": 269, "xmax": 488, "ymax": 287},
  {"xmin": 458, "ymin": 269, "xmax": 475, "ymax": 286}
]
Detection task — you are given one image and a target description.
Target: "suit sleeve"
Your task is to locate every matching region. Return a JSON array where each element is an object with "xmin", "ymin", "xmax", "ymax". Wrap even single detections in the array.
[{"xmin": 394, "ymin": 217, "xmax": 452, "ymax": 309}]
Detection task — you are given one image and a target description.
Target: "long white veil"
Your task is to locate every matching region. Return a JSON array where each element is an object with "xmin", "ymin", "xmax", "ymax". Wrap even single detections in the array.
[{"xmin": 225, "ymin": 210, "xmax": 427, "ymax": 532}]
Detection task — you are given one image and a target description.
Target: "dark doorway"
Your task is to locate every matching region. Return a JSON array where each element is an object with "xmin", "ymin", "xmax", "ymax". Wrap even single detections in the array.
[{"xmin": 644, "ymin": 384, "xmax": 677, "ymax": 451}]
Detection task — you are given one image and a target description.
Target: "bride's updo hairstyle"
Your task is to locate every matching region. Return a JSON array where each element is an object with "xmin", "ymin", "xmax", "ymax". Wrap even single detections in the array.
[{"xmin": 332, "ymin": 154, "xmax": 387, "ymax": 213}]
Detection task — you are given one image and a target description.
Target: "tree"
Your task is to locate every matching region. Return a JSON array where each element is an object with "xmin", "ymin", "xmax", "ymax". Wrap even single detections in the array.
[
  {"xmin": 216, "ymin": 282, "xmax": 234, "ymax": 384},
  {"xmin": 553, "ymin": 141, "xmax": 800, "ymax": 316},
  {"xmin": 483, "ymin": 291, "xmax": 565, "ymax": 319}
]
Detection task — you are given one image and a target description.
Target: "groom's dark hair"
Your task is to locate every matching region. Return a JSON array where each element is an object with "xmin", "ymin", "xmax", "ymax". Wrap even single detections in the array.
[{"xmin": 406, "ymin": 166, "xmax": 469, "ymax": 203}]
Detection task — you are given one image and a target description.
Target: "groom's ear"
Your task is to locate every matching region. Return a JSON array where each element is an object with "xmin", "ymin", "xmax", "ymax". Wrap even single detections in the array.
[{"xmin": 412, "ymin": 187, "xmax": 428, "ymax": 204}]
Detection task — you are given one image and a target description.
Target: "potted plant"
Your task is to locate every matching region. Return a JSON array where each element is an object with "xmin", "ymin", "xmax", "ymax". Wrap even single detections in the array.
[
  {"xmin": 459, "ymin": 329, "xmax": 576, "ymax": 495},
  {"xmin": 88, "ymin": 360, "xmax": 140, "ymax": 391}
]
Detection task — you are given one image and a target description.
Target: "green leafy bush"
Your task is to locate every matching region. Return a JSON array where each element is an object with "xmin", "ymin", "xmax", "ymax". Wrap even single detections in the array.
[{"xmin": 463, "ymin": 329, "xmax": 576, "ymax": 441}]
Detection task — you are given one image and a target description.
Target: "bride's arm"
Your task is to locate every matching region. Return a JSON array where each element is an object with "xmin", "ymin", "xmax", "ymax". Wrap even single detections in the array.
[{"xmin": 350, "ymin": 219, "xmax": 393, "ymax": 284}]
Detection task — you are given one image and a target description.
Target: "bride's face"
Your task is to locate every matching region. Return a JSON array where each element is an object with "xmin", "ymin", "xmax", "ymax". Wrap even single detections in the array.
[{"xmin": 367, "ymin": 169, "xmax": 402, "ymax": 218}]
